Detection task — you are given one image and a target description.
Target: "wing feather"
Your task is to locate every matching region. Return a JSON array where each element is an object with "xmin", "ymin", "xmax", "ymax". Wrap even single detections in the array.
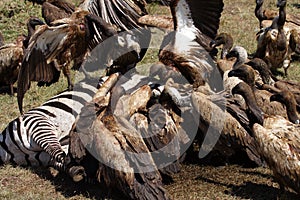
[
  {"xmin": 185, "ymin": 0, "xmax": 224, "ymax": 39},
  {"xmin": 17, "ymin": 24, "xmax": 72, "ymax": 113}
]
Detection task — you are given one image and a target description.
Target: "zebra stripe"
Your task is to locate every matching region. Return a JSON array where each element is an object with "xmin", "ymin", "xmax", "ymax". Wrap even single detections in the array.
[{"xmin": 0, "ymin": 80, "xmax": 98, "ymax": 169}]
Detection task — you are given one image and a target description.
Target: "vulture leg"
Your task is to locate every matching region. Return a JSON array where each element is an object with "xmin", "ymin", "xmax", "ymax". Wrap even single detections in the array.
[{"xmin": 9, "ymin": 84, "xmax": 14, "ymax": 96}]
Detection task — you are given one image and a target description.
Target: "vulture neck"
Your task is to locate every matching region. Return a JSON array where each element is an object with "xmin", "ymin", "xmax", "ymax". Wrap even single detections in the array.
[
  {"xmin": 234, "ymin": 83, "xmax": 264, "ymax": 125},
  {"xmin": 221, "ymin": 38, "xmax": 233, "ymax": 59},
  {"xmin": 284, "ymin": 93, "xmax": 299, "ymax": 124},
  {"xmin": 255, "ymin": 1, "xmax": 265, "ymax": 28},
  {"xmin": 277, "ymin": 3, "xmax": 286, "ymax": 28}
]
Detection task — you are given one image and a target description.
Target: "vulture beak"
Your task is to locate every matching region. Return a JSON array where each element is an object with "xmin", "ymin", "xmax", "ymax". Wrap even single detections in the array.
[
  {"xmin": 270, "ymin": 93, "xmax": 284, "ymax": 103},
  {"xmin": 228, "ymin": 69, "xmax": 241, "ymax": 78},
  {"xmin": 209, "ymin": 40, "xmax": 217, "ymax": 48}
]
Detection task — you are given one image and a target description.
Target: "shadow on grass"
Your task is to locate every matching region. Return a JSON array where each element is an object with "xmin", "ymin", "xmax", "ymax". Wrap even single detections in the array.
[
  {"xmin": 30, "ymin": 167, "xmax": 127, "ymax": 200},
  {"xmin": 292, "ymin": 3, "xmax": 300, "ymax": 8},
  {"xmin": 196, "ymin": 176, "xmax": 299, "ymax": 200},
  {"xmin": 231, "ymin": 182, "xmax": 299, "ymax": 200}
]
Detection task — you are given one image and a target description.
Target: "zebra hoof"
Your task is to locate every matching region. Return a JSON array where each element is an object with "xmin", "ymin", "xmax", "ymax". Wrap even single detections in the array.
[{"xmin": 67, "ymin": 165, "xmax": 86, "ymax": 182}]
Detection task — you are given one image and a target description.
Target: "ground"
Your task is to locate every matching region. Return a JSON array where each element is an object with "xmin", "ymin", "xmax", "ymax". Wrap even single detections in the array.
[{"xmin": 0, "ymin": 0, "xmax": 300, "ymax": 199}]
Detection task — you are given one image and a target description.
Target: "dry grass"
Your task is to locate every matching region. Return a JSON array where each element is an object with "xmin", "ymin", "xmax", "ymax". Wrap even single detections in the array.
[{"xmin": 0, "ymin": 0, "xmax": 300, "ymax": 199}]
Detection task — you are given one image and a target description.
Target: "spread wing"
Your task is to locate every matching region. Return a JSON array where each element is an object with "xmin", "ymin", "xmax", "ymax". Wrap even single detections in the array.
[
  {"xmin": 79, "ymin": 0, "xmax": 150, "ymax": 60},
  {"xmin": 172, "ymin": 0, "xmax": 224, "ymax": 40},
  {"xmin": 17, "ymin": 23, "xmax": 74, "ymax": 113}
]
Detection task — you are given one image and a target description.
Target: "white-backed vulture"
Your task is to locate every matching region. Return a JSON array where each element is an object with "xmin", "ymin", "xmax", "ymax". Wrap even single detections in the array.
[
  {"xmin": 255, "ymin": 0, "xmax": 299, "ymax": 76},
  {"xmin": 79, "ymin": 0, "xmax": 151, "ymax": 62},
  {"xmin": 158, "ymin": 0, "xmax": 224, "ymax": 88},
  {"xmin": 69, "ymin": 72, "xmax": 181, "ymax": 199},
  {"xmin": 253, "ymin": 115, "xmax": 300, "ymax": 195},
  {"xmin": 270, "ymin": 90, "xmax": 299, "ymax": 124},
  {"xmin": 232, "ymin": 79, "xmax": 300, "ymax": 194},
  {"xmin": 17, "ymin": 10, "xmax": 118, "ymax": 114},
  {"xmin": 230, "ymin": 78, "xmax": 300, "ymax": 194},
  {"xmin": 0, "ymin": 17, "xmax": 44, "ymax": 95},
  {"xmin": 27, "ymin": 0, "xmax": 75, "ymax": 25},
  {"xmin": 210, "ymin": 32, "xmax": 234, "ymax": 60},
  {"xmin": 228, "ymin": 64, "xmax": 288, "ymax": 120},
  {"xmin": 191, "ymin": 90, "xmax": 262, "ymax": 165}
]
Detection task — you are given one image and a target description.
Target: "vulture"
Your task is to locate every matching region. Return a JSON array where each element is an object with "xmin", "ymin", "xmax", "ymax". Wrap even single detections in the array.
[
  {"xmin": 255, "ymin": 0, "xmax": 278, "ymax": 29},
  {"xmin": 26, "ymin": 0, "xmax": 75, "ymax": 25},
  {"xmin": 17, "ymin": 10, "xmax": 119, "ymax": 114},
  {"xmin": 68, "ymin": 71, "xmax": 189, "ymax": 199},
  {"xmin": 228, "ymin": 64, "xmax": 288, "ymax": 120},
  {"xmin": 255, "ymin": 0, "xmax": 299, "ymax": 76},
  {"xmin": 255, "ymin": 0, "xmax": 300, "ymax": 30},
  {"xmin": 231, "ymin": 81, "xmax": 300, "ymax": 194},
  {"xmin": 0, "ymin": 17, "xmax": 44, "ymax": 95},
  {"xmin": 210, "ymin": 32, "xmax": 234, "ymax": 60},
  {"xmin": 78, "ymin": 0, "xmax": 151, "ymax": 63},
  {"xmin": 253, "ymin": 115, "xmax": 300, "ymax": 195},
  {"xmin": 191, "ymin": 89, "xmax": 263, "ymax": 165},
  {"xmin": 270, "ymin": 90, "xmax": 299, "ymax": 124},
  {"xmin": 158, "ymin": 0, "xmax": 224, "ymax": 88}
]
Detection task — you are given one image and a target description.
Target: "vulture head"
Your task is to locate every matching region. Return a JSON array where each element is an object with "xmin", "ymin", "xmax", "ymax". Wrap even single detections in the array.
[
  {"xmin": 210, "ymin": 32, "xmax": 234, "ymax": 59},
  {"xmin": 276, "ymin": 0, "xmax": 287, "ymax": 8},
  {"xmin": 23, "ymin": 17, "xmax": 45, "ymax": 48},
  {"xmin": 232, "ymin": 82, "xmax": 265, "ymax": 125},
  {"xmin": 228, "ymin": 64, "xmax": 256, "ymax": 87},
  {"xmin": 245, "ymin": 58, "xmax": 276, "ymax": 85},
  {"xmin": 270, "ymin": 90, "xmax": 300, "ymax": 124},
  {"xmin": 226, "ymin": 46, "xmax": 248, "ymax": 69}
]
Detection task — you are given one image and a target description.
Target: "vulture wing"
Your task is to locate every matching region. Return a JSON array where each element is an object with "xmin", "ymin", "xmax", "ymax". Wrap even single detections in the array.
[
  {"xmin": 17, "ymin": 23, "xmax": 80, "ymax": 113},
  {"xmin": 79, "ymin": 0, "xmax": 150, "ymax": 61}
]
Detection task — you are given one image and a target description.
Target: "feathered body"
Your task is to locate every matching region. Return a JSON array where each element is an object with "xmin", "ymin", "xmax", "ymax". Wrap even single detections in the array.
[
  {"xmin": 17, "ymin": 10, "xmax": 117, "ymax": 113},
  {"xmin": 255, "ymin": 0, "xmax": 299, "ymax": 75},
  {"xmin": 253, "ymin": 116, "xmax": 300, "ymax": 194},
  {"xmin": 159, "ymin": 0, "xmax": 224, "ymax": 88},
  {"xmin": 0, "ymin": 41, "xmax": 23, "ymax": 94}
]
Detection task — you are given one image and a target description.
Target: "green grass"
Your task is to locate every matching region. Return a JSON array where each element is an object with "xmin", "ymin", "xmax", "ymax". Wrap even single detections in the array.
[{"xmin": 0, "ymin": 0, "xmax": 300, "ymax": 199}]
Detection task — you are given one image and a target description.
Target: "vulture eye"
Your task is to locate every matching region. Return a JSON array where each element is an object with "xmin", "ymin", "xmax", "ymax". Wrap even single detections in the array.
[{"xmin": 79, "ymin": 24, "xmax": 85, "ymax": 31}]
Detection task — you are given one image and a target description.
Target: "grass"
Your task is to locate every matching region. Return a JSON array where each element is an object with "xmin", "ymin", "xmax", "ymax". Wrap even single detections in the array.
[{"xmin": 0, "ymin": 0, "xmax": 300, "ymax": 199}]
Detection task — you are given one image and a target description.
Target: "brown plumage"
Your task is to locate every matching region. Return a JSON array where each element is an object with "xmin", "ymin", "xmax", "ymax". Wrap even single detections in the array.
[
  {"xmin": 210, "ymin": 32, "xmax": 234, "ymax": 60},
  {"xmin": 0, "ymin": 37, "xmax": 24, "ymax": 95},
  {"xmin": 255, "ymin": 0, "xmax": 299, "ymax": 76},
  {"xmin": 138, "ymin": 14, "xmax": 174, "ymax": 30},
  {"xmin": 270, "ymin": 90, "xmax": 299, "ymax": 124},
  {"xmin": 27, "ymin": 0, "xmax": 75, "ymax": 25},
  {"xmin": 191, "ymin": 90, "xmax": 262, "ymax": 165},
  {"xmin": 17, "ymin": 10, "xmax": 118, "ymax": 113},
  {"xmin": 0, "ymin": 17, "xmax": 44, "ymax": 95},
  {"xmin": 69, "ymin": 73, "xmax": 175, "ymax": 199},
  {"xmin": 233, "ymin": 79, "xmax": 300, "ymax": 193},
  {"xmin": 228, "ymin": 64, "xmax": 288, "ymax": 120},
  {"xmin": 158, "ymin": 0, "xmax": 224, "ymax": 88},
  {"xmin": 253, "ymin": 116, "xmax": 300, "ymax": 194}
]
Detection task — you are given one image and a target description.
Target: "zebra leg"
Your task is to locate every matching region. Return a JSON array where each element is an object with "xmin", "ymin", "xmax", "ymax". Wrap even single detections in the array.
[{"xmin": 30, "ymin": 120, "xmax": 69, "ymax": 170}]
